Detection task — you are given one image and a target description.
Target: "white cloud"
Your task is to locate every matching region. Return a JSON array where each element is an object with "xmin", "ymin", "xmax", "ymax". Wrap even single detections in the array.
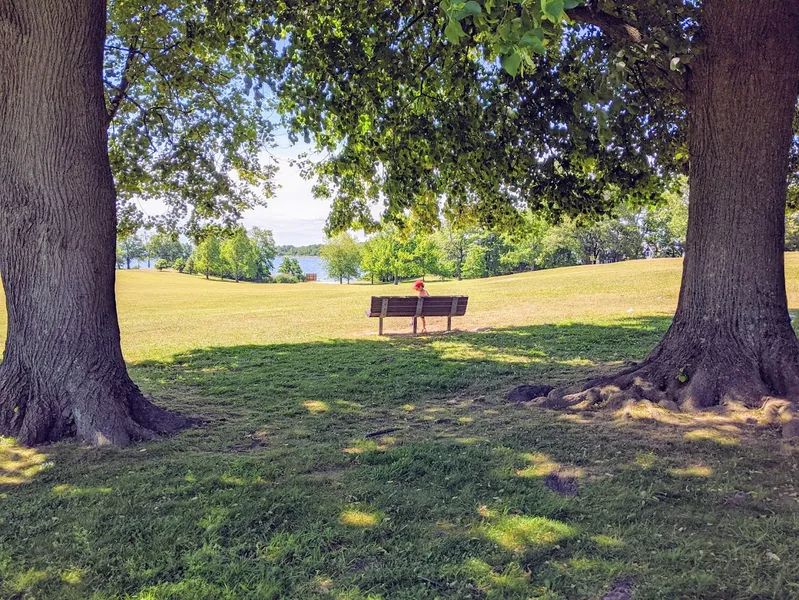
[
  {"xmin": 134, "ymin": 137, "xmax": 379, "ymax": 246},
  {"xmin": 241, "ymin": 146, "xmax": 330, "ymax": 245}
]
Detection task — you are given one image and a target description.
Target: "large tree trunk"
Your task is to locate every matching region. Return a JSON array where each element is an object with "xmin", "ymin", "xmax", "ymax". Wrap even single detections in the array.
[
  {"xmin": 0, "ymin": 0, "xmax": 189, "ymax": 445},
  {"xmin": 550, "ymin": 0, "xmax": 799, "ymax": 422}
]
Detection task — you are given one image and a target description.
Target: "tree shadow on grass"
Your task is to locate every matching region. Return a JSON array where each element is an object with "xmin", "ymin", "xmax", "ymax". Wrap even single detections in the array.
[{"xmin": 2, "ymin": 316, "xmax": 798, "ymax": 599}]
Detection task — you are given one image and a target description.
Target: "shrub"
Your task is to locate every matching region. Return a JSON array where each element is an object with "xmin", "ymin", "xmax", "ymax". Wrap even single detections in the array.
[
  {"xmin": 154, "ymin": 258, "xmax": 169, "ymax": 271},
  {"xmin": 173, "ymin": 257, "xmax": 186, "ymax": 273},
  {"xmin": 273, "ymin": 274, "xmax": 299, "ymax": 284},
  {"xmin": 185, "ymin": 256, "xmax": 196, "ymax": 274}
]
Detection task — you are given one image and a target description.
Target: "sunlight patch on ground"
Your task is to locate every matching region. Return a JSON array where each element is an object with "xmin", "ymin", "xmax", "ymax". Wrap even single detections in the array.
[
  {"xmin": 0, "ymin": 439, "xmax": 50, "ymax": 485},
  {"xmin": 431, "ymin": 341, "xmax": 539, "ymax": 364},
  {"xmin": 60, "ymin": 567, "xmax": 84, "ymax": 585},
  {"xmin": 339, "ymin": 508, "xmax": 383, "ymax": 528},
  {"xmin": 683, "ymin": 428, "xmax": 739, "ymax": 446},
  {"xmin": 461, "ymin": 558, "xmax": 530, "ymax": 592},
  {"xmin": 455, "ymin": 437, "xmax": 489, "ymax": 445},
  {"xmin": 668, "ymin": 464, "xmax": 713, "ymax": 477},
  {"xmin": 516, "ymin": 452, "xmax": 561, "ymax": 478},
  {"xmin": 634, "ymin": 452, "xmax": 657, "ymax": 469},
  {"xmin": 313, "ymin": 576, "xmax": 334, "ymax": 594},
  {"xmin": 303, "ymin": 400, "xmax": 330, "ymax": 414},
  {"xmin": 477, "ymin": 514, "xmax": 577, "ymax": 552},
  {"xmin": 52, "ymin": 484, "xmax": 113, "ymax": 497},
  {"xmin": 591, "ymin": 534, "xmax": 624, "ymax": 548},
  {"xmin": 342, "ymin": 438, "xmax": 391, "ymax": 454}
]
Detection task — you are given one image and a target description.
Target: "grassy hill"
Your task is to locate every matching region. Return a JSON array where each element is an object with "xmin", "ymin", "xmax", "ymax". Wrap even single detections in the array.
[
  {"xmin": 107, "ymin": 254, "xmax": 799, "ymax": 361},
  {"xmin": 2, "ymin": 257, "xmax": 799, "ymax": 599}
]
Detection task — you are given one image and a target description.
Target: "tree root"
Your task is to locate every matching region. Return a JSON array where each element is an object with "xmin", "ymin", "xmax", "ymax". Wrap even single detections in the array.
[{"xmin": 535, "ymin": 343, "xmax": 799, "ymax": 440}]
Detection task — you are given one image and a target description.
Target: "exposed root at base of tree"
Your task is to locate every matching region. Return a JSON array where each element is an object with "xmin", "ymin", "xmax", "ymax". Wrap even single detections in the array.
[
  {"xmin": 532, "ymin": 344, "xmax": 799, "ymax": 440},
  {"xmin": 0, "ymin": 363, "xmax": 193, "ymax": 446}
]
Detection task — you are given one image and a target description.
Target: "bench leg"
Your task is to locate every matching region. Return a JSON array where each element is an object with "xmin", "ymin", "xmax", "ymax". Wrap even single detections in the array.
[
  {"xmin": 379, "ymin": 317, "xmax": 384, "ymax": 336},
  {"xmin": 413, "ymin": 317, "xmax": 417, "ymax": 335},
  {"xmin": 447, "ymin": 315, "xmax": 452, "ymax": 331}
]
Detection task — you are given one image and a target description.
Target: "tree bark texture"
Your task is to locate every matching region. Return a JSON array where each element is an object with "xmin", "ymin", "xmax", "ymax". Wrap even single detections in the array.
[
  {"xmin": 551, "ymin": 0, "xmax": 799, "ymax": 418},
  {"xmin": 0, "ymin": 0, "xmax": 188, "ymax": 445}
]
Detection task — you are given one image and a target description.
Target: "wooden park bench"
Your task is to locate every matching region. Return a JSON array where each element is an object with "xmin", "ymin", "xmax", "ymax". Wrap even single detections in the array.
[{"xmin": 365, "ymin": 295, "xmax": 469, "ymax": 335}]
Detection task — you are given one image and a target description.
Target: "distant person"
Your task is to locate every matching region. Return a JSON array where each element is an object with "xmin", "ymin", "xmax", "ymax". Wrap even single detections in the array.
[{"xmin": 413, "ymin": 280, "xmax": 429, "ymax": 333}]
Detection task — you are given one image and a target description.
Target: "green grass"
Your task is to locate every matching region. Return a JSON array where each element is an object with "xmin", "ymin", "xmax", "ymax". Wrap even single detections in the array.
[{"xmin": 3, "ymin": 257, "xmax": 799, "ymax": 599}]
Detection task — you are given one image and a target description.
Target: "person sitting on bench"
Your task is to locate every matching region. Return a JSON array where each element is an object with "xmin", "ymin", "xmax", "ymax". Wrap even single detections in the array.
[{"xmin": 413, "ymin": 280, "xmax": 430, "ymax": 333}]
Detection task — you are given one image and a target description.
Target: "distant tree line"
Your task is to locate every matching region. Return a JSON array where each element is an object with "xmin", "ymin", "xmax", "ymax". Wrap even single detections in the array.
[
  {"xmin": 321, "ymin": 186, "xmax": 691, "ymax": 284},
  {"xmin": 275, "ymin": 244, "xmax": 323, "ymax": 257}
]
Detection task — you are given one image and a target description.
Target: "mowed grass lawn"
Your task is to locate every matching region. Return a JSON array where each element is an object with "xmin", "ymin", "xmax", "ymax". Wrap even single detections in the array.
[{"xmin": 2, "ymin": 257, "xmax": 799, "ymax": 599}]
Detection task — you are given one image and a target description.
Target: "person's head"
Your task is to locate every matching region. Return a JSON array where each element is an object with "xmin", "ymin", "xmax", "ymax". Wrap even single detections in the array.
[{"xmin": 413, "ymin": 280, "xmax": 424, "ymax": 291}]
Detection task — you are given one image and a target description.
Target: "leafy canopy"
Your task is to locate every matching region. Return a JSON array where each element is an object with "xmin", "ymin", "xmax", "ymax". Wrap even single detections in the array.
[
  {"xmin": 270, "ymin": 0, "xmax": 697, "ymax": 233},
  {"xmin": 105, "ymin": 0, "xmax": 280, "ymax": 236}
]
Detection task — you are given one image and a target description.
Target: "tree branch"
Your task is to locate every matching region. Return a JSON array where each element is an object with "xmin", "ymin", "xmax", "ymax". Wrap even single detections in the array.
[
  {"xmin": 566, "ymin": 4, "xmax": 687, "ymax": 92},
  {"xmin": 566, "ymin": 6, "xmax": 644, "ymax": 45},
  {"xmin": 107, "ymin": 40, "xmax": 139, "ymax": 124}
]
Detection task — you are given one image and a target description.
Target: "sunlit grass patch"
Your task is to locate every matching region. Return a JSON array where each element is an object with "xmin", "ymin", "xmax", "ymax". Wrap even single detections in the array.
[
  {"xmin": 52, "ymin": 484, "xmax": 113, "ymax": 497},
  {"xmin": 342, "ymin": 438, "xmax": 391, "ymax": 455},
  {"xmin": 455, "ymin": 436, "xmax": 489, "ymax": 445},
  {"xmin": 634, "ymin": 451, "xmax": 657, "ymax": 468},
  {"xmin": 516, "ymin": 452, "xmax": 561, "ymax": 478},
  {"xmin": 60, "ymin": 567, "xmax": 84, "ymax": 585},
  {"xmin": 0, "ymin": 440, "xmax": 50, "ymax": 485},
  {"xmin": 478, "ymin": 514, "xmax": 577, "ymax": 552},
  {"xmin": 459, "ymin": 558, "xmax": 531, "ymax": 593},
  {"xmin": 339, "ymin": 508, "xmax": 383, "ymax": 528},
  {"xmin": 590, "ymin": 534, "xmax": 624, "ymax": 548},
  {"xmin": 668, "ymin": 464, "xmax": 713, "ymax": 477},
  {"xmin": 303, "ymin": 400, "xmax": 330, "ymax": 414},
  {"xmin": 683, "ymin": 427, "xmax": 739, "ymax": 446}
]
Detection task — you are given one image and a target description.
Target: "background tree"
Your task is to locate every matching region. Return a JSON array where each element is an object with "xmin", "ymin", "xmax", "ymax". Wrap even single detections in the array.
[
  {"xmin": 360, "ymin": 237, "xmax": 383, "ymax": 284},
  {"xmin": 173, "ymin": 257, "xmax": 186, "ymax": 273},
  {"xmin": 221, "ymin": 229, "xmax": 258, "ymax": 282},
  {"xmin": 146, "ymin": 232, "xmax": 188, "ymax": 264},
  {"xmin": 154, "ymin": 258, "xmax": 168, "ymax": 271},
  {"xmin": 250, "ymin": 227, "xmax": 278, "ymax": 281},
  {"xmin": 279, "ymin": 257, "xmax": 304, "ymax": 280},
  {"xmin": 272, "ymin": 0, "xmax": 799, "ymax": 417},
  {"xmin": 193, "ymin": 236, "xmax": 223, "ymax": 280},
  {"xmin": 432, "ymin": 223, "xmax": 471, "ymax": 280},
  {"xmin": 117, "ymin": 233, "xmax": 146, "ymax": 269},
  {"xmin": 321, "ymin": 233, "xmax": 363, "ymax": 284},
  {"xmin": 184, "ymin": 256, "xmax": 197, "ymax": 275}
]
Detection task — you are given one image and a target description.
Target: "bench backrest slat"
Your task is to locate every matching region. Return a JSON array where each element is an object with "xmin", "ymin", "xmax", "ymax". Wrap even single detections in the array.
[{"xmin": 369, "ymin": 296, "xmax": 468, "ymax": 317}]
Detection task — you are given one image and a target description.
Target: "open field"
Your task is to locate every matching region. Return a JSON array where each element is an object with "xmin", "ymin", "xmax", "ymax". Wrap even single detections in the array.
[{"xmin": 2, "ymin": 257, "xmax": 799, "ymax": 599}]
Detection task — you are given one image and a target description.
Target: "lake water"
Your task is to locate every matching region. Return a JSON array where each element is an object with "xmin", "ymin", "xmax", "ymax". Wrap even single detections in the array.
[{"xmin": 272, "ymin": 256, "xmax": 334, "ymax": 282}]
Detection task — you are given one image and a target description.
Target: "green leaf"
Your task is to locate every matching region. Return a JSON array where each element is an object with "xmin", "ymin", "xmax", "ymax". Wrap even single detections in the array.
[
  {"xmin": 563, "ymin": 0, "xmax": 582, "ymax": 9},
  {"xmin": 519, "ymin": 32, "xmax": 546, "ymax": 54},
  {"xmin": 541, "ymin": 0, "xmax": 565, "ymax": 22},
  {"xmin": 445, "ymin": 19, "xmax": 466, "ymax": 44},
  {"xmin": 502, "ymin": 52, "xmax": 522, "ymax": 76},
  {"xmin": 461, "ymin": 1, "xmax": 482, "ymax": 17}
]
